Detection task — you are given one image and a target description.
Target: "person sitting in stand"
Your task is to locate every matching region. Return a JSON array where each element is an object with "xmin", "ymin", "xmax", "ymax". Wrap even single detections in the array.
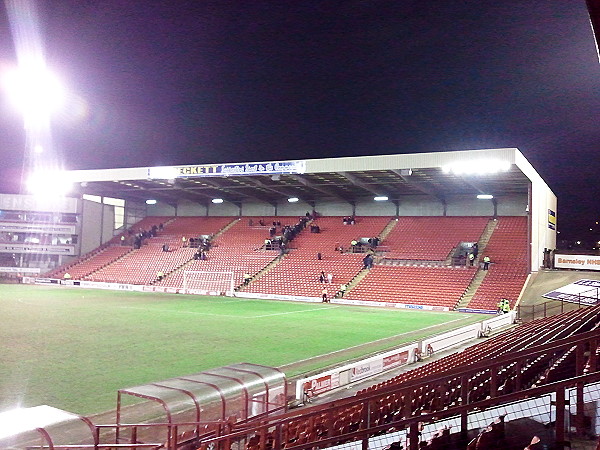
[{"xmin": 63, "ymin": 272, "xmax": 72, "ymax": 280}]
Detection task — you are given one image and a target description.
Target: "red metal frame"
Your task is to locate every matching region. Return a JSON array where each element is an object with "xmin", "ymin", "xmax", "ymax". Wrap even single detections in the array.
[{"xmin": 195, "ymin": 330, "xmax": 600, "ymax": 450}]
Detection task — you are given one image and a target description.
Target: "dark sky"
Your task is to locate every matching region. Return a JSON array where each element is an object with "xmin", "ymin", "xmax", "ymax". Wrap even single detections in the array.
[{"xmin": 0, "ymin": 0, "xmax": 599, "ymax": 241}]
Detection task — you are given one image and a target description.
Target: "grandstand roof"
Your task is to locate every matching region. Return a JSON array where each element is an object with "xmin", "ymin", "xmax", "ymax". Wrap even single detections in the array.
[{"xmin": 65, "ymin": 148, "xmax": 541, "ymax": 207}]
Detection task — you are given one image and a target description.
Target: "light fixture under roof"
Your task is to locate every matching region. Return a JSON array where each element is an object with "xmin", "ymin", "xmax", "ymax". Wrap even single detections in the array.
[
  {"xmin": 145, "ymin": 199, "xmax": 157, "ymax": 205},
  {"xmin": 374, "ymin": 196, "xmax": 388, "ymax": 201},
  {"xmin": 442, "ymin": 159, "xmax": 511, "ymax": 175},
  {"xmin": 477, "ymin": 194, "xmax": 494, "ymax": 199},
  {"xmin": 287, "ymin": 197, "xmax": 299, "ymax": 203},
  {"xmin": 211, "ymin": 198, "xmax": 224, "ymax": 204}
]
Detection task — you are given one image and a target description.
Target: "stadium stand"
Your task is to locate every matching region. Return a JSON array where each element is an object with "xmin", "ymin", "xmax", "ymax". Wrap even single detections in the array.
[
  {"xmin": 83, "ymin": 217, "xmax": 234, "ymax": 284},
  {"xmin": 155, "ymin": 217, "xmax": 282, "ymax": 288},
  {"xmin": 243, "ymin": 216, "xmax": 391, "ymax": 298},
  {"xmin": 50, "ymin": 245, "xmax": 133, "ymax": 280},
  {"xmin": 466, "ymin": 217, "xmax": 528, "ymax": 311},
  {"xmin": 344, "ymin": 265, "xmax": 477, "ymax": 308},
  {"xmin": 381, "ymin": 216, "xmax": 489, "ymax": 261},
  {"xmin": 213, "ymin": 305, "xmax": 600, "ymax": 450}
]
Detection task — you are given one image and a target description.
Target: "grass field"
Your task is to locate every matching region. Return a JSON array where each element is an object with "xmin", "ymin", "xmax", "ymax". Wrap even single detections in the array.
[{"xmin": 0, "ymin": 284, "xmax": 483, "ymax": 416}]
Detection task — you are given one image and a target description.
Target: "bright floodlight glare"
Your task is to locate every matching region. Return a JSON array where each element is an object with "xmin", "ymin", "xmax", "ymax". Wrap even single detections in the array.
[
  {"xmin": 211, "ymin": 198, "xmax": 224, "ymax": 204},
  {"xmin": 287, "ymin": 197, "xmax": 299, "ymax": 203},
  {"xmin": 148, "ymin": 166, "xmax": 179, "ymax": 180},
  {"xmin": 477, "ymin": 194, "xmax": 494, "ymax": 199},
  {"xmin": 2, "ymin": 63, "xmax": 65, "ymax": 119},
  {"xmin": 442, "ymin": 159, "xmax": 511, "ymax": 176},
  {"xmin": 0, "ymin": 406, "xmax": 76, "ymax": 440},
  {"xmin": 374, "ymin": 196, "xmax": 388, "ymax": 201},
  {"xmin": 34, "ymin": 144, "xmax": 43, "ymax": 154},
  {"xmin": 27, "ymin": 171, "xmax": 72, "ymax": 198},
  {"xmin": 145, "ymin": 199, "xmax": 157, "ymax": 205}
]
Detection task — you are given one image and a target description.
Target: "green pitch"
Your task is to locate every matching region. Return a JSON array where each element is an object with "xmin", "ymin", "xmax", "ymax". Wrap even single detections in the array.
[{"xmin": 0, "ymin": 284, "xmax": 482, "ymax": 416}]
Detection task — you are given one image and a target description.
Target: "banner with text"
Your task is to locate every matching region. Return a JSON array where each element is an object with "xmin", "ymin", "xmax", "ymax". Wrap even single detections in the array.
[
  {"xmin": 149, "ymin": 160, "xmax": 306, "ymax": 179},
  {"xmin": 554, "ymin": 254, "xmax": 600, "ymax": 271}
]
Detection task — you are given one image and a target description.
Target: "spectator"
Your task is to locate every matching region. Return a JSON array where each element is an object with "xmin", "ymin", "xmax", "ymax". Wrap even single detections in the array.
[
  {"xmin": 157, "ymin": 270, "xmax": 164, "ymax": 281},
  {"xmin": 339, "ymin": 284, "xmax": 347, "ymax": 297},
  {"xmin": 181, "ymin": 236, "xmax": 187, "ymax": 247},
  {"xmin": 327, "ymin": 273, "xmax": 333, "ymax": 284},
  {"xmin": 322, "ymin": 287, "xmax": 328, "ymax": 303},
  {"xmin": 317, "ymin": 252, "xmax": 322, "ymax": 260},
  {"xmin": 243, "ymin": 273, "xmax": 252, "ymax": 285},
  {"xmin": 468, "ymin": 252, "xmax": 475, "ymax": 266},
  {"xmin": 63, "ymin": 272, "xmax": 72, "ymax": 280},
  {"xmin": 120, "ymin": 235, "xmax": 126, "ymax": 245},
  {"xmin": 483, "ymin": 255, "xmax": 491, "ymax": 270},
  {"xmin": 162, "ymin": 243, "xmax": 169, "ymax": 252},
  {"xmin": 319, "ymin": 271, "xmax": 326, "ymax": 283}
]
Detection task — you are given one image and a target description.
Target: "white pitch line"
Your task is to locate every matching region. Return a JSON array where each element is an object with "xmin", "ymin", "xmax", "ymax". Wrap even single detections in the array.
[
  {"xmin": 116, "ymin": 305, "xmax": 242, "ymax": 318},
  {"xmin": 286, "ymin": 316, "xmax": 467, "ymax": 366},
  {"xmin": 116, "ymin": 304, "xmax": 339, "ymax": 319},
  {"xmin": 251, "ymin": 305, "xmax": 339, "ymax": 318}
]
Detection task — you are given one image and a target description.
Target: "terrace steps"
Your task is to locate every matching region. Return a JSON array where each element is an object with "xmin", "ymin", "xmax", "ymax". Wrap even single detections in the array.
[{"xmin": 455, "ymin": 269, "xmax": 488, "ymax": 309}]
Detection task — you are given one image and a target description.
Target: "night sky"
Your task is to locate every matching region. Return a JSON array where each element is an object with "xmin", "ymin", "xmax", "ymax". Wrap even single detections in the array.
[{"xmin": 0, "ymin": 1, "xmax": 599, "ymax": 242}]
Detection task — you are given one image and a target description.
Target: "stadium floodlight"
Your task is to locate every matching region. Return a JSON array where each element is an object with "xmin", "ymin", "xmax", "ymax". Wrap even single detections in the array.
[
  {"xmin": 145, "ymin": 199, "xmax": 157, "ymax": 205},
  {"xmin": 212, "ymin": 198, "xmax": 224, "ymax": 204},
  {"xmin": 27, "ymin": 170, "xmax": 72, "ymax": 197},
  {"xmin": 477, "ymin": 194, "xmax": 494, "ymax": 199},
  {"xmin": 287, "ymin": 197, "xmax": 299, "ymax": 203},
  {"xmin": 374, "ymin": 196, "xmax": 388, "ymax": 201},
  {"xmin": 442, "ymin": 160, "xmax": 511, "ymax": 176},
  {"xmin": 2, "ymin": 62, "xmax": 65, "ymax": 125}
]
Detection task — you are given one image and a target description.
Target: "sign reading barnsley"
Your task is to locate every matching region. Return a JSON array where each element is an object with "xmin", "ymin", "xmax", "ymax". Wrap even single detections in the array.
[
  {"xmin": 176, "ymin": 160, "xmax": 306, "ymax": 177},
  {"xmin": 554, "ymin": 254, "xmax": 600, "ymax": 271}
]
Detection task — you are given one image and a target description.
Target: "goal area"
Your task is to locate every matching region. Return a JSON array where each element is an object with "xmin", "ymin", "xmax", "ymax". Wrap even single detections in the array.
[{"xmin": 183, "ymin": 271, "xmax": 235, "ymax": 296}]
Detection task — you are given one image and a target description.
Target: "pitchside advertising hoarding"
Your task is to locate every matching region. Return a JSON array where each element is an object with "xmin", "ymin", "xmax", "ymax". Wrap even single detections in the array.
[
  {"xmin": 554, "ymin": 254, "xmax": 600, "ymax": 271},
  {"xmin": 543, "ymin": 279, "xmax": 600, "ymax": 305}
]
